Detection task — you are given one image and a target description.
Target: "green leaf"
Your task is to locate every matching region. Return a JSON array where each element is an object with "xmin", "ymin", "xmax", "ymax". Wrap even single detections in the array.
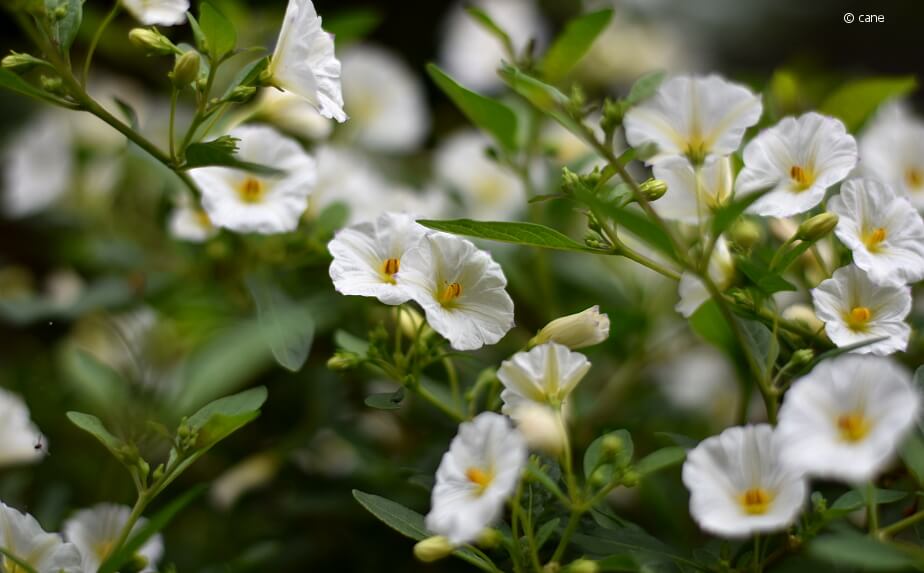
[
  {"xmin": 826, "ymin": 488, "xmax": 907, "ymax": 519},
  {"xmin": 246, "ymin": 275, "xmax": 315, "ymax": 372},
  {"xmin": 809, "ymin": 532, "xmax": 917, "ymax": 571},
  {"xmin": 711, "ymin": 188, "xmax": 770, "ymax": 237},
  {"xmin": 417, "ymin": 219, "xmax": 605, "ymax": 253},
  {"xmin": 0, "ymin": 549, "xmax": 38, "ymax": 573},
  {"xmin": 690, "ymin": 301, "xmax": 735, "ymax": 354},
  {"xmin": 541, "ymin": 9, "xmax": 613, "ymax": 83},
  {"xmin": 0, "ymin": 69, "xmax": 74, "ymax": 107},
  {"xmin": 61, "ymin": 347, "xmax": 129, "ymax": 416},
  {"xmin": 198, "ymin": 1, "xmax": 236, "ymax": 60},
  {"xmin": 334, "ymin": 330, "xmax": 371, "ymax": 357},
  {"xmin": 735, "ymin": 318, "xmax": 774, "ymax": 381},
  {"xmin": 624, "ymin": 70, "xmax": 666, "ymax": 106},
  {"xmin": 900, "ymin": 431, "xmax": 924, "ymax": 487},
  {"xmin": 635, "ymin": 447, "xmax": 686, "ymax": 477},
  {"xmin": 597, "ymin": 554, "xmax": 640, "ymax": 572},
  {"xmin": 500, "ymin": 64, "xmax": 584, "ymax": 136},
  {"xmin": 426, "ymin": 63, "xmax": 519, "ymax": 152},
  {"xmin": 820, "ymin": 76, "xmax": 917, "ymax": 132},
  {"xmin": 364, "ymin": 388, "xmax": 405, "ymax": 410},
  {"xmin": 187, "ymin": 386, "xmax": 268, "ymax": 450},
  {"xmin": 465, "ymin": 7, "xmax": 514, "ymax": 56},
  {"xmin": 67, "ymin": 411, "xmax": 125, "ymax": 459},
  {"xmin": 584, "ymin": 430, "xmax": 634, "ymax": 483},
  {"xmin": 737, "ymin": 257, "xmax": 797, "ymax": 294},
  {"xmin": 535, "ymin": 518, "xmax": 560, "ymax": 550},
  {"xmin": 184, "ymin": 136, "xmax": 284, "ymax": 175},
  {"xmin": 798, "ymin": 336, "xmax": 889, "ymax": 376},
  {"xmin": 322, "ymin": 8, "xmax": 382, "ymax": 46},
  {"xmin": 186, "ymin": 12, "xmax": 208, "ymax": 53},
  {"xmin": 573, "ymin": 529, "xmax": 693, "ymax": 570},
  {"xmin": 45, "ymin": 0, "xmax": 82, "ymax": 51},
  {"xmin": 221, "ymin": 56, "xmax": 269, "ymax": 99}
]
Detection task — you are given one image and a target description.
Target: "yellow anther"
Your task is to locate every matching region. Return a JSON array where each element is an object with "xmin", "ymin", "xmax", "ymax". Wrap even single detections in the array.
[
  {"xmin": 863, "ymin": 227, "xmax": 887, "ymax": 252},
  {"xmin": 237, "ymin": 177, "xmax": 266, "ymax": 203},
  {"xmin": 380, "ymin": 258, "xmax": 400, "ymax": 284},
  {"xmin": 837, "ymin": 413, "xmax": 871, "ymax": 442},
  {"xmin": 846, "ymin": 306, "xmax": 872, "ymax": 330},
  {"xmin": 465, "ymin": 467, "xmax": 492, "ymax": 493},
  {"xmin": 739, "ymin": 488, "xmax": 772, "ymax": 515},
  {"xmin": 790, "ymin": 165, "xmax": 813, "ymax": 190},
  {"xmin": 906, "ymin": 168, "xmax": 923, "ymax": 189},
  {"xmin": 438, "ymin": 282, "xmax": 463, "ymax": 305}
]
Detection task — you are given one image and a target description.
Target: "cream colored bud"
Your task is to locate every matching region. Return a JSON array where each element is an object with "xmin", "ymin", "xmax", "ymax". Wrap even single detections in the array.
[
  {"xmin": 2, "ymin": 52, "xmax": 44, "ymax": 72},
  {"xmin": 477, "ymin": 528, "xmax": 503, "ymax": 549},
  {"xmin": 567, "ymin": 558, "xmax": 600, "ymax": 573},
  {"xmin": 210, "ymin": 453, "xmax": 280, "ymax": 510},
  {"xmin": 782, "ymin": 304, "xmax": 824, "ymax": 333},
  {"xmin": 413, "ymin": 536, "xmax": 453, "ymax": 563},
  {"xmin": 399, "ymin": 306, "xmax": 428, "ymax": 339},
  {"xmin": 513, "ymin": 404, "xmax": 565, "ymax": 455},
  {"xmin": 796, "ymin": 212, "xmax": 838, "ymax": 242},
  {"xmin": 128, "ymin": 28, "xmax": 177, "ymax": 55},
  {"xmin": 531, "ymin": 306, "xmax": 610, "ymax": 350},
  {"xmin": 729, "ymin": 219, "xmax": 762, "ymax": 249}
]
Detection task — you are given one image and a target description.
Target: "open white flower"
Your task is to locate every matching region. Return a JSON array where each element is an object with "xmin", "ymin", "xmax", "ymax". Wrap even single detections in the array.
[
  {"xmin": 3, "ymin": 113, "xmax": 73, "ymax": 218},
  {"xmin": 268, "ymin": 0, "xmax": 346, "ymax": 122},
  {"xmin": 0, "ymin": 388, "xmax": 45, "ymax": 467},
  {"xmin": 341, "ymin": 45, "xmax": 429, "ymax": 152},
  {"xmin": 328, "ymin": 212, "xmax": 428, "ymax": 305},
  {"xmin": 676, "ymin": 237, "xmax": 734, "ymax": 318},
  {"xmin": 530, "ymin": 306, "xmax": 610, "ymax": 349},
  {"xmin": 497, "ymin": 343, "xmax": 591, "ymax": 413},
  {"xmin": 737, "ymin": 113, "xmax": 858, "ymax": 218},
  {"xmin": 652, "ymin": 155, "xmax": 734, "ymax": 223},
  {"xmin": 682, "ymin": 425, "xmax": 807, "ymax": 538},
  {"xmin": 776, "ymin": 355, "xmax": 921, "ymax": 483},
  {"xmin": 123, "ymin": 0, "xmax": 188, "ymax": 25},
  {"xmin": 168, "ymin": 196, "xmax": 217, "ymax": 243},
  {"xmin": 64, "ymin": 504, "xmax": 163, "ymax": 573},
  {"xmin": 0, "ymin": 502, "xmax": 82, "ymax": 573},
  {"xmin": 399, "ymin": 233, "xmax": 514, "ymax": 351},
  {"xmin": 812, "ymin": 265, "xmax": 911, "ymax": 356},
  {"xmin": 829, "ymin": 178, "xmax": 924, "ymax": 287},
  {"xmin": 860, "ymin": 102, "xmax": 924, "ymax": 210},
  {"xmin": 435, "ymin": 130, "xmax": 526, "ymax": 221},
  {"xmin": 425, "ymin": 412, "xmax": 527, "ymax": 545},
  {"xmin": 189, "ymin": 125, "xmax": 316, "ymax": 234},
  {"xmin": 624, "ymin": 74, "xmax": 762, "ymax": 165}
]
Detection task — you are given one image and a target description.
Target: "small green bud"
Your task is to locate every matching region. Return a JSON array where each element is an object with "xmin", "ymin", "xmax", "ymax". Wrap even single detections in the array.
[
  {"xmin": 543, "ymin": 562, "xmax": 562, "ymax": 573},
  {"xmin": 601, "ymin": 98, "xmax": 625, "ymax": 132},
  {"xmin": 152, "ymin": 464, "xmax": 165, "ymax": 483},
  {"xmin": 567, "ymin": 85, "xmax": 586, "ymax": 117},
  {"xmin": 116, "ymin": 444, "xmax": 140, "ymax": 466},
  {"xmin": 171, "ymin": 50, "xmax": 201, "ymax": 88},
  {"xmin": 39, "ymin": 75, "xmax": 64, "ymax": 95},
  {"xmin": 811, "ymin": 491, "xmax": 827, "ymax": 513},
  {"xmin": 477, "ymin": 528, "xmax": 502, "ymax": 549},
  {"xmin": 121, "ymin": 554, "xmax": 149, "ymax": 573},
  {"xmin": 589, "ymin": 467, "xmax": 610, "ymax": 487},
  {"xmin": 567, "ymin": 558, "xmax": 600, "ymax": 573},
  {"xmin": 639, "ymin": 178, "xmax": 668, "ymax": 202},
  {"xmin": 584, "ymin": 236, "xmax": 610, "ymax": 250},
  {"xmin": 2, "ymin": 51, "xmax": 45, "ymax": 72},
  {"xmin": 729, "ymin": 219, "xmax": 763, "ymax": 249},
  {"xmin": 327, "ymin": 351, "xmax": 360, "ymax": 371},
  {"xmin": 620, "ymin": 470, "xmax": 640, "ymax": 488},
  {"xmin": 137, "ymin": 458, "xmax": 150, "ymax": 481},
  {"xmin": 413, "ymin": 536, "xmax": 453, "ymax": 563},
  {"xmin": 788, "ymin": 348, "xmax": 814, "ymax": 368},
  {"xmin": 561, "ymin": 167, "xmax": 582, "ymax": 195},
  {"xmin": 601, "ymin": 434, "xmax": 623, "ymax": 458},
  {"xmin": 227, "ymin": 85, "xmax": 257, "ymax": 103},
  {"xmin": 128, "ymin": 28, "xmax": 178, "ymax": 55},
  {"xmin": 796, "ymin": 212, "xmax": 838, "ymax": 242}
]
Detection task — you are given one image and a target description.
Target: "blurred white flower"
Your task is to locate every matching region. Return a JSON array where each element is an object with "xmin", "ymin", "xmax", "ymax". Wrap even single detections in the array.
[
  {"xmin": 509, "ymin": 403, "xmax": 565, "ymax": 455},
  {"xmin": 269, "ymin": 0, "xmax": 346, "ymax": 122},
  {"xmin": 253, "ymin": 88, "xmax": 333, "ymax": 140},
  {"xmin": 435, "ymin": 130, "xmax": 525, "ymax": 220},
  {"xmin": 439, "ymin": 0, "xmax": 545, "ymax": 92},
  {"xmin": 681, "ymin": 424, "xmax": 807, "ymax": 538},
  {"xmin": 860, "ymin": 102, "xmax": 924, "ymax": 210},
  {"xmin": 341, "ymin": 45, "xmax": 429, "ymax": 152},
  {"xmin": 168, "ymin": 196, "xmax": 217, "ymax": 243},
  {"xmin": 652, "ymin": 155, "xmax": 734, "ymax": 223},
  {"xmin": 624, "ymin": 74, "xmax": 762, "ymax": 165},
  {"xmin": 0, "ymin": 502, "xmax": 82, "ymax": 573},
  {"xmin": 190, "ymin": 125, "xmax": 316, "ymax": 234},
  {"xmin": 328, "ymin": 212, "xmax": 428, "ymax": 305},
  {"xmin": 123, "ymin": 0, "xmax": 188, "ymax": 26},
  {"xmin": 210, "ymin": 453, "xmax": 280, "ymax": 510},
  {"xmin": 45, "ymin": 268, "xmax": 85, "ymax": 309},
  {"xmin": 0, "ymin": 387, "xmax": 45, "ymax": 467},
  {"xmin": 781, "ymin": 303, "xmax": 824, "ymax": 333},
  {"xmin": 426, "ymin": 412, "xmax": 527, "ymax": 545},
  {"xmin": 776, "ymin": 355, "xmax": 921, "ymax": 483},
  {"xmin": 530, "ymin": 305, "xmax": 610, "ymax": 349},
  {"xmin": 399, "ymin": 233, "xmax": 514, "ymax": 351},
  {"xmin": 676, "ymin": 237, "xmax": 734, "ymax": 317},
  {"xmin": 812, "ymin": 265, "xmax": 911, "ymax": 356},
  {"xmin": 497, "ymin": 343, "xmax": 591, "ymax": 413},
  {"xmin": 3, "ymin": 113, "xmax": 73, "ymax": 217},
  {"xmin": 829, "ymin": 178, "xmax": 924, "ymax": 287},
  {"xmin": 64, "ymin": 504, "xmax": 163, "ymax": 573},
  {"xmin": 653, "ymin": 345, "xmax": 738, "ymax": 421},
  {"xmin": 738, "ymin": 113, "xmax": 857, "ymax": 218}
]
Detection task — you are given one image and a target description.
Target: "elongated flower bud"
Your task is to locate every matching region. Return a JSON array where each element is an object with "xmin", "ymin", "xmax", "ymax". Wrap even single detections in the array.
[
  {"xmin": 171, "ymin": 50, "xmax": 200, "ymax": 88},
  {"xmin": 413, "ymin": 536, "xmax": 453, "ymax": 562},
  {"xmin": 2, "ymin": 52, "xmax": 44, "ymax": 72},
  {"xmin": 128, "ymin": 28, "xmax": 178, "ymax": 55},
  {"xmin": 530, "ymin": 306, "xmax": 610, "ymax": 349},
  {"xmin": 796, "ymin": 212, "xmax": 838, "ymax": 242}
]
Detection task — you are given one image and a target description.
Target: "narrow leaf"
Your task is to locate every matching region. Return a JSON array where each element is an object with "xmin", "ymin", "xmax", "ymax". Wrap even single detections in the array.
[
  {"xmin": 635, "ymin": 447, "xmax": 685, "ymax": 477},
  {"xmin": 541, "ymin": 9, "xmax": 613, "ymax": 82},
  {"xmin": 809, "ymin": 532, "xmax": 917, "ymax": 571},
  {"xmin": 820, "ymin": 76, "xmax": 917, "ymax": 132},
  {"xmin": 418, "ymin": 219, "xmax": 605, "ymax": 253},
  {"xmin": 198, "ymin": 1, "xmax": 236, "ymax": 59},
  {"xmin": 67, "ymin": 411, "xmax": 125, "ymax": 459},
  {"xmin": 624, "ymin": 70, "xmax": 666, "ymax": 106}
]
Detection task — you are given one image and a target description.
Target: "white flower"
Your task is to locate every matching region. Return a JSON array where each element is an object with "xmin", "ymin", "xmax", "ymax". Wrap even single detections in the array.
[
  {"xmin": 624, "ymin": 74, "xmax": 762, "ymax": 165},
  {"xmin": 776, "ymin": 355, "xmax": 921, "ymax": 483},
  {"xmin": 676, "ymin": 237, "xmax": 734, "ymax": 318},
  {"xmin": 253, "ymin": 88, "xmax": 333, "ymax": 141},
  {"xmin": 210, "ymin": 453, "xmax": 280, "ymax": 510},
  {"xmin": 652, "ymin": 155, "xmax": 734, "ymax": 223},
  {"xmin": 189, "ymin": 125, "xmax": 316, "ymax": 234},
  {"xmin": 3, "ymin": 113, "xmax": 73, "ymax": 217},
  {"xmin": 737, "ymin": 113, "xmax": 858, "ymax": 218},
  {"xmin": 435, "ymin": 130, "xmax": 526, "ymax": 220},
  {"xmin": 0, "ymin": 502, "xmax": 82, "ymax": 573},
  {"xmin": 681, "ymin": 424, "xmax": 807, "ymax": 538},
  {"xmin": 530, "ymin": 306, "xmax": 610, "ymax": 349},
  {"xmin": 509, "ymin": 403, "xmax": 565, "ymax": 455},
  {"xmin": 328, "ymin": 212, "xmax": 428, "ymax": 305},
  {"xmin": 811, "ymin": 265, "xmax": 911, "ymax": 356},
  {"xmin": 425, "ymin": 412, "xmax": 527, "ymax": 545},
  {"xmin": 653, "ymin": 345, "xmax": 738, "ymax": 422},
  {"xmin": 168, "ymin": 196, "xmax": 217, "ymax": 243},
  {"xmin": 123, "ymin": 0, "xmax": 188, "ymax": 25},
  {"xmin": 859, "ymin": 102, "xmax": 924, "ymax": 210},
  {"xmin": 268, "ymin": 0, "xmax": 346, "ymax": 122},
  {"xmin": 829, "ymin": 178, "xmax": 924, "ymax": 286},
  {"xmin": 399, "ymin": 233, "xmax": 514, "ymax": 351},
  {"xmin": 64, "ymin": 504, "xmax": 163, "ymax": 573},
  {"xmin": 497, "ymin": 343, "xmax": 591, "ymax": 413},
  {"xmin": 341, "ymin": 45, "xmax": 429, "ymax": 152},
  {"xmin": 0, "ymin": 388, "xmax": 45, "ymax": 467}
]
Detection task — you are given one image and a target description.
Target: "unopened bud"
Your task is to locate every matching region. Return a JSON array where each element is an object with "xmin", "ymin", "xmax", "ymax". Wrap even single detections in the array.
[
  {"xmin": 639, "ymin": 178, "xmax": 668, "ymax": 202},
  {"xmin": 171, "ymin": 50, "xmax": 201, "ymax": 88},
  {"xmin": 413, "ymin": 536, "xmax": 453, "ymax": 563},
  {"xmin": 590, "ymin": 467, "xmax": 610, "ymax": 487},
  {"xmin": 128, "ymin": 28, "xmax": 178, "ymax": 55},
  {"xmin": 620, "ymin": 470, "xmax": 640, "ymax": 487},
  {"xmin": 327, "ymin": 351, "xmax": 360, "ymax": 371},
  {"xmin": 782, "ymin": 304, "xmax": 824, "ymax": 333},
  {"xmin": 2, "ymin": 52, "xmax": 44, "ymax": 72},
  {"xmin": 399, "ymin": 307, "xmax": 429, "ymax": 339},
  {"xmin": 601, "ymin": 98, "xmax": 625, "ymax": 132},
  {"xmin": 121, "ymin": 554, "xmax": 149, "ymax": 573},
  {"xmin": 601, "ymin": 434, "xmax": 623, "ymax": 458},
  {"xmin": 796, "ymin": 212, "xmax": 838, "ymax": 242},
  {"xmin": 477, "ymin": 528, "xmax": 502, "ymax": 549},
  {"xmin": 561, "ymin": 167, "xmax": 582, "ymax": 194},
  {"xmin": 567, "ymin": 558, "xmax": 600, "ymax": 573},
  {"xmin": 227, "ymin": 85, "xmax": 257, "ymax": 103},
  {"xmin": 544, "ymin": 561, "xmax": 562, "ymax": 573},
  {"xmin": 40, "ymin": 75, "xmax": 64, "ymax": 95},
  {"xmin": 729, "ymin": 219, "xmax": 762, "ymax": 249},
  {"xmin": 788, "ymin": 348, "xmax": 814, "ymax": 368},
  {"xmin": 530, "ymin": 306, "xmax": 610, "ymax": 350},
  {"xmin": 512, "ymin": 404, "xmax": 565, "ymax": 455}
]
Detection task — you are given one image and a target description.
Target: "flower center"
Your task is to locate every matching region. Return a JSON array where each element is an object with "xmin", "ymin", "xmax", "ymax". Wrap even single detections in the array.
[
  {"xmin": 195, "ymin": 209, "xmax": 213, "ymax": 229},
  {"xmin": 906, "ymin": 168, "xmax": 923, "ymax": 189},
  {"xmin": 237, "ymin": 177, "xmax": 267, "ymax": 203},
  {"xmin": 790, "ymin": 165, "xmax": 814, "ymax": 191},
  {"xmin": 465, "ymin": 467, "xmax": 493, "ymax": 494},
  {"xmin": 837, "ymin": 412, "xmax": 871, "ymax": 442},
  {"xmin": 845, "ymin": 306, "xmax": 872, "ymax": 331},
  {"xmin": 438, "ymin": 282, "xmax": 463, "ymax": 306},
  {"xmin": 862, "ymin": 227, "xmax": 887, "ymax": 252},
  {"xmin": 738, "ymin": 488, "xmax": 772, "ymax": 515},
  {"xmin": 379, "ymin": 258, "xmax": 400, "ymax": 284},
  {"xmin": 685, "ymin": 139, "xmax": 708, "ymax": 165}
]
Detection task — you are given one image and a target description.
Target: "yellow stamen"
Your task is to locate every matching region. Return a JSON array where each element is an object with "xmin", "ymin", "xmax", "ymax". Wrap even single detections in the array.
[
  {"xmin": 906, "ymin": 168, "xmax": 923, "ymax": 189},
  {"xmin": 863, "ymin": 227, "xmax": 887, "ymax": 252},
  {"xmin": 837, "ymin": 412, "xmax": 871, "ymax": 442},
  {"xmin": 790, "ymin": 165, "xmax": 813, "ymax": 190},
  {"xmin": 739, "ymin": 488, "xmax": 772, "ymax": 515},
  {"xmin": 380, "ymin": 258, "xmax": 400, "ymax": 284},
  {"xmin": 845, "ymin": 306, "xmax": 872, "ymax": 331},
  {"xmin": 465, "ymin": 467, "xmax": 493, "ymax": 494},
  {"xmin": 237, "ymin": 177, "xmax": 266, "ymax": 203},
  {"xmin": 685, "ymin": 139, "xmax": 708, "ymax": 164},
  {"xmin": 438, "ymin": 282, "xmax": 463, "ymax": 306},
  {"xmin": 195, "ymin": 209, "xmax": 213, "ymax": 229}
]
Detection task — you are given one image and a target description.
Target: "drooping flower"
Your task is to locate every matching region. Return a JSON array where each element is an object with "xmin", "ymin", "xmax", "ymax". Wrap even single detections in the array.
[
  {"xmin": 425, "ymin": 412, "xmax": 527, "ymax": 545},
  {"xmin": 859, "ymin": 102, "xmax": 924, "ymax": 210},
  {"xmin": 328, "ymin": 212, "xmax": 429, "ymax": 305},
  {"xmin": 168, "ymin": 196, "xmax": 218, "ymax": 243},
  {"xmin": 676, "ymin": 237, "xmax": 735, "ymax": 318},
  {"xmin": 497, "ymin": 343, "xmax": 591, "ymax": 413},
  {"xmin": 829, "ymin": 178, "xmax": 924, "ymax": 286},
  {"xmin": 530, "ymin": 306, "xmax": 610, "ymax": 349},
  {"xmin": 3, "ymin": 113, "xmax": 73, "ymax": 218},
  {"xmin": 776, "ymin": 355, "xmax": 921, "ymax": 483},
  {"xmin": 399, "ymin": 233, "xmax": 515, "ymax": 351},
  {"xmin": 0, "ymin": 388, "xmax": 45, "ymax": 468},
  {"xmin": 268, "ymin": 0, "xmax": 346, "ymax": 122},
  {"xmin": 811, "ymin": 265, "xmax": 911, "ymax": 356},
  {"xmin": 624, "ymin": 74, "xmax": 762, "ymax": 165},
  {"xmin": 652, "ymin": 155, "xmax": 734, "ymax": 222},
  {"xmin": 681, "ymin": 425, "xmax": 807, "ymax": 538},
  {"xmin": 0, "ymin": 502, "xmax": 83, "ymax": 573},
  {"xmin": 189, "ymin": 125, "xmax": 317, "ymax": 234},
  {"xmin": 64, "ymin": 504, "xmax": 163, "ymax": 573},
  {"xmin": 123, "ymin": 0, "xmax": 189, "ymax": 26},
  {"xmin": 738, "ymin": 113, "xmax": 858, "ymax": 218}
]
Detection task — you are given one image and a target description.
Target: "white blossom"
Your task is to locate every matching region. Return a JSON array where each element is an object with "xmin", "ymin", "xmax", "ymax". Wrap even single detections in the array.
[
  {"xmin": 859, "ymin": 102, "xmax": 924, "ymax": 210},
  {"xmin": 652, "ymin": 155, "xmax": 734, "ymax": 223},
  {"xmin": 3, "ymin": 113, "xmax": 73, "ymax": 217},
  {"xmin": 123, "ymin": 0, "xmax": 188, "ymax": 26},
  {"xmin": 0, "ymin": 388, "xmax": 45, "ymax": 467},
  {"xmin": 0, "ymin": 502, "xmax": 82, "ymax": 573},
  {"xmin": 497, "ymin": 342, "xmax": 591, "ymax": 413},
  {"xmin": 168, "ymin": 196, "xmax": 217, "ymax": 243},
  {"xmin": 64, "ymin": 504, "xmax": 163, "ymax": 573}
]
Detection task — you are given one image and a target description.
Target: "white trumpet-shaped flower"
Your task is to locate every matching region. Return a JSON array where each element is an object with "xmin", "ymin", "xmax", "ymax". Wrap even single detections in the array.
[
  {"xmin": 530, "ymin": 306, "xmax": 610, "ymax": 349},
  {"xmin": 168, "ymin": 196, "xmax": 217, "ymax": 243},
  {"xmin": 399, "ymin": 233, "xmax": 515, "ymax": 351},
  {"xmin": 0, "ymin": 502, "xmax": 82, "ymax": 573},
  {"xmin": 426, "ymin": 412, "xmax": 527, "ymax": 545},
  {"xmin": 860, "ymin": 102, "xmax": 924, "ymax": 210},
  {"xmin": 3, "ymin": 113, "xmax": 73, "ymax": 218},
  {"xmin": 624, "ymin": 75, "xmax": 762, "ymax": 165},
  {"xmin": 268, "ymin": 0, "xmax": 346, "ymax": 122},
  {"xmin": 738, "ymin": 113, "xmax": 858, "ymax": 218},
  {"xmin": 328, "ymin": 212, "xmax": 428, "ymax": 305},
  {"xmin": 681, "ymin": 425, "xmax": 807, "ymax": 538},
  {"xmin": 497, "ymin": 343, "xmax": 591, "ymax": 413},
  {"xmin": 0, "ymin": 388, "xmax": 45, "ymax": 467},
  {"xmin": 829, "ymin": 178, "xmax": 924, "ymax": 287},
  {"xmin": 64, "ymin": 504, "xmax": 163, "ymax": 573},
  {"xmin": 812, "ymin": 265, "xmax": 911, "ymax": 356},
  {"xmin": 123, "ymin": 0, "xmax": 188, "ymax": 25},
  {"xmin": 652, "ymin": 155, "xmax": 735, "ymax": 223},
  {"xmin": 776, "ymin": 355, "xmax": 921, "ymax": 483},
  {"xmin": 676, "ymin": 237, "xmax": 735, "ymax": 318},
  {"xmin": 189, "ymin": 125, "xmax": 316, "ymax": 234}
]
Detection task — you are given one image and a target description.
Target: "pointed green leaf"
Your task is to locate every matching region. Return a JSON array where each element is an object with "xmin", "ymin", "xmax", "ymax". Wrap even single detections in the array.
[
  {"xmin": 624, "ymin": 70, "xmax": 666, "ymax": 106},
  {"xmin": 364, "ymin": 388, "xmax": 405, "ymax": 410},
  {"xmin": 198, "ymin": 1, "xmax": 236, "ymax": 60},
  {"xmin": 45, "ymin": 0, "xmax": 82, "ymax": 51},
  {"xmin": 809, "ymin": 532, "xmax": 917, "ymax": 570},
  {"xmin": 417, "ymin": 219, "xmax": 604, "ymax": 253},
  {"xmin": 465, "ymin": 7, "xmax": 514, "ymax": 56},
  {"xmin": 0, "ymin": 69, "xmax": 74, "ymax": 107},
  {"xmin": 820, "ymin": 76, "xmax": 917, "ymax": 132},
  {"xmin": 184, "ymin": 137, "xmax": 284, "ymax": 175},
  {"xmin": 635, "ymin": 447, "xmax": 686, "ymax": 477},
  {"xmin": 67, "ymin": 411, "xmax": 125, "ymax": 459},
  {"xmin": 541, "ymin": 9, "xmax": 613, "ymax": 82},
  {"xmin": 187, "ymin": 386, "xmax": 268, "ymax": 450}
]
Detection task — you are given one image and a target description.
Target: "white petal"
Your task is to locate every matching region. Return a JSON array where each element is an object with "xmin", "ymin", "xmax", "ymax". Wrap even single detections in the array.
[
  {"xmin": 0, "ymin": 388, "xmax": 45, "ymax": 467},
  {"xmin": 497, "ymin": 343, "xmax": 591, "ymax": 413},
  {"xmin": 122, "ymin": 0, "xmax": 188, "ymax": 25}
]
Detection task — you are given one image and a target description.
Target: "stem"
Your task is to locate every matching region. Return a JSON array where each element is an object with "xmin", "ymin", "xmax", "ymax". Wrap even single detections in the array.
[
  {"xmin": 752, "ymin": 534, "xmax": 763, "ymax": 573},
  {"xmin": 82, "ymin": 2, "xmax": 120, "ymax": 85},
  {"xmin": 867, "ymin": 482, "xmax": 879, "ymax": 535},
  {"xmin": 109, "ymin": 492, "xmax": 150, "ymax": 556},
  {"xmin": 169, "ymin": 87, "xmax": 178, "ymax": 161},
  {"xmin": 590, "ymin": 204, "xmax": 681, "ymax": 281},
  {"xmin": 550, "ymin": 509, "xmax": 581, "ymax": 564},
  {"xmin": 880, "ymin": 510, "xmax": 924, "ymax": 538},
  {"xmin": 443, "ymin": 357, "xmax": 461, "ymax": 411},
  {"xmin": 415, "ymin": 384, "xmax": 465, "ymax": 422}
]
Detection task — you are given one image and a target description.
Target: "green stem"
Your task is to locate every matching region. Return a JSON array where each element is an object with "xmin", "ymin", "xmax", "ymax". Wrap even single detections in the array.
[
  {"xmin": 879, "ymin": 510, "xmax": 924, "ymax": 538},
  {"xmin": 82, "ymin": 2, "xmax": 120, "ymax": 85},
  {"xmin": 169, "ymin": 87, "xmax": 178, "ymax": 161},
  {"xmin": 550, "ymin": 509, "xmax": 581, "ymax": 564},
  {"xmin": 109, "ymin": 492, "xmax": 150, "ymax": 556},
  {"xmin": 443, "ymin": 357, "xmax": 461, "ymax": 411},
  {"xmin": 415, "ymin": 384, "xmax": 465, "ymax": 422},
  {"xmin": 752, "ymin": 534, "xmax": 763, "ymax": 573},
  {"xmin": 867, "ymin": 482, "xmax": 879, "ymax": 535}
]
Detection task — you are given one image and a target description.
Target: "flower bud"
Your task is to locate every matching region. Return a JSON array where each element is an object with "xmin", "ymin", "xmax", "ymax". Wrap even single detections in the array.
[
  {"xmin": 620, "ymin": 470, "xmax": 640, "ymax": 487},
  {"xmin": 787, "ymin": 348, "xmax": 814, "ymax": 369},
  {"xmin": 782, "ymin": 304, "xmax": 824, "ymax": 333},
  {"xmin": 40, "ymin": 75, "xmax": 65, "ymax": 95},
  {"xmin": 530, "ymin": 306, "xmax": 610, "ymax": 350},
  {"xmin": 413, "ymin": 536, "xmax": 453, "ymax": 563},
  {"xmin": 171, "ymin": 50, "xmax": 201, "ymax": 88},
  {"xmin": 399, "ymin": 307, "xmax": 429, "ymax": 339},
  {"xmin": 601, "ymin": 434, "xmax": 623, "ymax": 458},
  {"xmin": 128, "ymin": 28, "xmax": 178, "ymax": 55},
  {"xmin": 512, "ymin": 404, "xmax": 565, "ymax": 455},
  {"xmin": 2, "ymin": 52, "xmax": 44, "ymax": 72},
  {"xmin": 121, "ymin": 554, "xmax": 149, "ymax": 573},
  {"xmin": 561, "ymin": 167, "xmax": 582, "ymax": 195},
  {"xmin": 327, "ymin": 351, "xmax": 360, "ymax": 371},
  {"xmin": 796, "ymin": 212, "xmax": 838, "ymax": 242},
  {"xmin": 567, "ymin": 558, "xmax": 600, "ymax": 573},
  {"xmin": 729, "ymin": 219, "xmax": 762, "ymax": 249},
  {"xmin": 543, "ymin": 561, "xmax": 562, "ymax": 573},
  {"xmin": 226, "ymin": 85, "xmax": 257, "ymax": 103},
  {"xmin": 639, "ymin": 178, "xmax": 668, "ymax": 202},
  {"xmin": 477, "ymin": 528, "xmax": 502, "ymax": 549}
]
